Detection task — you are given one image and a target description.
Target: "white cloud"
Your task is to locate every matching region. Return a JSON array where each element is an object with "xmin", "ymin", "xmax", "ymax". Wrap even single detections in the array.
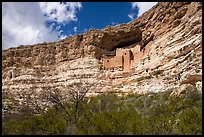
[
  {"xmin": 2, "ymin": 2, "xmax": 59, "ymax": 49},
  {"xmin": 130, "ymin": 2, "xmax": 157, "ymax": 17},
  {"xmin": 131, "ymin": 2, "xmax": 138, "ymax": 9},
  {"xmin": 73, "ymin": 27, "xmax": 77, "ymax": 33},
  {"xmin": 2, "ymin": 2, "xmax": 82, "ymax": 50},
  {"xmin": 128, "ymin": 13, "xmax": 135, "ymax": 20},
  {"xmin": 39, "ymin": 2, "xmax": 82, "ymax": 24}
]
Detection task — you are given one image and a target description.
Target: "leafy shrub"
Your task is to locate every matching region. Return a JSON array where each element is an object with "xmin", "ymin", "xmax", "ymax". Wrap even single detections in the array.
[
  {"xmin": 174, "ymin": 106, "xmax": 202, "ymax": 135},
  {"xmin": 3, "ymin": 108, "xmax": 67, "ymax": 135},
  {"xmin": 2, "ymin": 89, "xmax": 202, "ymax": 135}
]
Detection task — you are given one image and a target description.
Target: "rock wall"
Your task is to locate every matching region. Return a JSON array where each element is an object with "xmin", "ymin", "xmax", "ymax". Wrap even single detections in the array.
[
  {"xmin": 109, "ymin": 2, "xmax": 202, "ymax": 94},
  {"xmin": 2, "ymin": 2, "xmax": 202, "ymax": 115}
]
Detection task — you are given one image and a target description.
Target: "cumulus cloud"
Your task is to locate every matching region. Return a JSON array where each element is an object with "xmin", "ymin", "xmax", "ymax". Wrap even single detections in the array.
[
  {"xmin": 2, "ymin": 2, "xmax": 58, "ymax": 49},
  {"xmin": 130, "ymin": 2, "xmax": 157, "ymax": 17},
  {"xmin": 39, "ymin": 2, "xmax": 82, "ymax": 24},
  {"xmin": 2, "ymin": 2, "xmax": 82, "ymax": 50}
]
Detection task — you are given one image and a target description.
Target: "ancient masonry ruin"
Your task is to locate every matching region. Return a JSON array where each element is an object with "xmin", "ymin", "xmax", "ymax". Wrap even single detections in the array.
[{"xmin": 101, "ymin": 44, "xmax": 144, "ymax": 72}]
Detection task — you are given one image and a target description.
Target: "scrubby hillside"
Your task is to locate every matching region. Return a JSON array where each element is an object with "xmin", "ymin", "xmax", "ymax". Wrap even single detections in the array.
[
  {"xmin": 2, "ymin": 2, "xmax": 202, "ymax": 124},
  {"xmin": 2, "ymin": 86, "xmax": 202, "ymax": 135}
]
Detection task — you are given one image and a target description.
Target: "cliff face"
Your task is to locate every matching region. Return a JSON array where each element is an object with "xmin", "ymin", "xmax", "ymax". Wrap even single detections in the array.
[{"xmin": 2, "ymin": 2, "xmax": 202, "ymax": 115}]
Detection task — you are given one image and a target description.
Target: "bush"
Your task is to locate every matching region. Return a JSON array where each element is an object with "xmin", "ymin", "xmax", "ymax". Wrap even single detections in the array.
[
  {"xmin": 2, "ymin": 108, "xmax": 67, "ymax": 135},
  {"xmin": 2, "ymin": 89, "xmax": 202, "ymax": 135},
  {"xmin": 174, "ymin": 106, "xmax": 202, "ymax": 135}
]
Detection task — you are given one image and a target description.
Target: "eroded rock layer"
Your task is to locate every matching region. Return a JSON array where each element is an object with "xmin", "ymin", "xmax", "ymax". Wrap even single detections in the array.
[{"xmin": 2, "ymin": 2, "xmax": 202, "ymax": 115}]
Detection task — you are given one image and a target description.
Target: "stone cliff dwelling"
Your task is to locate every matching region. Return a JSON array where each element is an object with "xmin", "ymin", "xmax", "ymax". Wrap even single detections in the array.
[{"xmin": 102, "ymin": 44, "xmax": 143, "ymax": 72}]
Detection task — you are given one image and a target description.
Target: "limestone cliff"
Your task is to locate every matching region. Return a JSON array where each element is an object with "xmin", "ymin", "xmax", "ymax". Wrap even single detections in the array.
[{"xmin": 2, "ymin": 2, "xmax": 202, "ymax": 115}]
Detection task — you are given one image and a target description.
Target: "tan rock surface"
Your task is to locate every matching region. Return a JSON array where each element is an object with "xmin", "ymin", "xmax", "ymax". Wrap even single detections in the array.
[{"xmin": 2, "ymin": 2, "xmax": 202, "ymax": 115}]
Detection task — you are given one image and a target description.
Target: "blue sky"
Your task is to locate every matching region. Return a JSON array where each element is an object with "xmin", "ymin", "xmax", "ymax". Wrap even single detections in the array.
[
  {"xmin": 66, "ymin": 2, "xmax": 135, "ymax": 35},
  {"xmin": 2, "ymin": 2, "xmax": 157, "ymax": 49},
  {"xmin": 44, "ymin": 2, "xmax": 140, "ymax": 37}
]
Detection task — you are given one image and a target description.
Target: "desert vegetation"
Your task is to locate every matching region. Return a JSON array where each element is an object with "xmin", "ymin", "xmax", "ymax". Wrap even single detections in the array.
[{"xmin": 2, "ymin": 85, "xmax": 202, "ymax": 135}]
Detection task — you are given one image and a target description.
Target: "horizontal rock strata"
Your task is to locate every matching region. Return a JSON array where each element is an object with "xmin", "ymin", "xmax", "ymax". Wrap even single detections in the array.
[{"xmin": 2, "ymin": 2, "xmax": 202, "ymax": 115}]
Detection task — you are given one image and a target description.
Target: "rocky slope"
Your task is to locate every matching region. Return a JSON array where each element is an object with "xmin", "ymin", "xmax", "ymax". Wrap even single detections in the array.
[{"xmin": 2, "ymin": 2, "xmax": 202, "ymax": 115}]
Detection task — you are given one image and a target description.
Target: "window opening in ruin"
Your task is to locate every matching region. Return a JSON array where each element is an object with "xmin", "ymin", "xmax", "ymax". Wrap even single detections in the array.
[
  {"xmin": 122, "ymin": 56, "xmax": 124, "ymax": 69},
  {"xmin": 142, "ymin": 62, "xmax": 144, "ymax": 65},
  {"xmin": 122, "ymin": 56, "xmax": 124, "ymax": 63},
  {"xmin": 130, "ymin": 50, "xmax": 134, "ymax": 60},
  {"xmin": 146, "ymin": 69, "xmax": 148, "ymax": 72},
  {"xmin": 125, "ymin": 53, "xmax": 126, "ymax": 55},
  {"xmin": 107, "ymin": 60, "xmax": 109, "ymax": 62}
]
